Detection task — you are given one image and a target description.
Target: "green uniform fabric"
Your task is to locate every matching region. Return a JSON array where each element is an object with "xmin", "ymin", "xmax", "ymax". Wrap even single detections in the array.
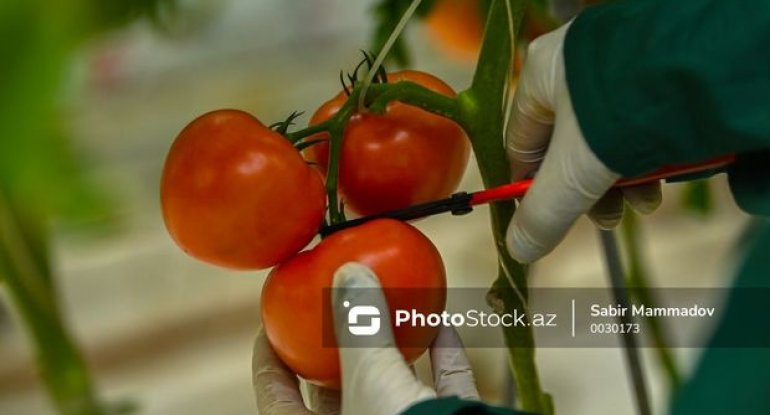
[
  {"xmin": 565, "ymin": 0, "xmax": 770, "ymax": 215},
  {"xmin": 405, "ymin": 0, "xmax": 769, "ymax": 414},
  {"xmin": 566, "ymin": 0, "xmax": 770, "ymax": 414},
  {"xmin": 669, "ymin": 222, "xmax": 770, "ymax": 415},
  {"xmin": 402, "ymin": 397, "xmax": 527, "ymax": 415}
]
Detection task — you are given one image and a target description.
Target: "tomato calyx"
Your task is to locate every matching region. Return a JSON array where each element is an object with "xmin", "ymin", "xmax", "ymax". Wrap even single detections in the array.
[
  {"xmin": 268, "ymin": 111, "xmax": 331, "ymax": 155},
  {"xmin": 339, "ymin": 50, "xmax": 389, "ymax": 98},
  {"xmin": 269, "ymin": 110, "xmax": 305, "ymax": 136}
]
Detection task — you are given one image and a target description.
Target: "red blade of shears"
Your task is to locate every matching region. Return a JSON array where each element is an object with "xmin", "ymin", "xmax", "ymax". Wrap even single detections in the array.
[
  {"xmin": 320, "ymin": 154, "xmax": 735, "ymax": 236},
  {"xmin": 469, "ymin": 154, "xmax": 736, "ymax": 206}
]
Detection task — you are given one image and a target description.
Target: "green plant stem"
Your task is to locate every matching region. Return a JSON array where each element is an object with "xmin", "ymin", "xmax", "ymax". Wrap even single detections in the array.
[
  {"xmin": 366, "ymin": 82, "xmax": 462, "ymax": 123},
  {"xmin": 288, "ymin": 92, "xmax": 360, "ymax": 225},
  {"xmin": 620, "ymin": 210, "xmax": 682, "ymax": 391},
  {"xmin": 325, "ymin": 121, "xmax": 347, "ymax": 225},
  {"xmin": 285, "ymin": 120, "xmax": 333, "ymax": 143},
  {"xmin": 460, "ymin": 1, "xmax": 551, "ymax": 413},
  {"xmin": 0, "ymin": 193, "xmax": 104, "ymax": 415}
]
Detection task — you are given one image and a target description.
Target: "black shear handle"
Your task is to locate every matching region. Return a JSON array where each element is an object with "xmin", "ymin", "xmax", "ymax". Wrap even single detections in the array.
[{"xmin": 319, "ymin": 192, "xmax": 473, "ymax": 237}]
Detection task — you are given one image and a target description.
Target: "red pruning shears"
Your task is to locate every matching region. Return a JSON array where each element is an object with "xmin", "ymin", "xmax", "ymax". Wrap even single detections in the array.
[{"xmin": 320, "ymin": 154, "xmax": 736, "ymax": 236}]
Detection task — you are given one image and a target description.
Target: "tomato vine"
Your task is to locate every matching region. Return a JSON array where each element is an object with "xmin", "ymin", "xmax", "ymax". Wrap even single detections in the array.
[{"xmin": 282, "ymin": 1, "xmax": 553, "ymax": 412}]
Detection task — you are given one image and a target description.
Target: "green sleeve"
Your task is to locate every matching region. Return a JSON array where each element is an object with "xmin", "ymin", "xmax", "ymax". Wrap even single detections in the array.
[
  {"xmin": 670, "ymin": 223, "xmax": 770, "ymax": 415},
  {"xmin": 402, "ymin": 397, "xmax": 531, "ymax": 415},
  {"xmin": 564, "ymin": 0, "xmax": 770, "ymax": 214}
]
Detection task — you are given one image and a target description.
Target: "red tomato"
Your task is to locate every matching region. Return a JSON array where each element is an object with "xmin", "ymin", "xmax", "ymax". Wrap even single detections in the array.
[
  {"xmin": 424, "ymin": 0, "xmax": 531, "ymax": 73},
  {"xmin": 261, "ymin": 219, "xmax": 447, "ymax": 388},
  {"xmin": 306, "ymin": 70, "xmax": 470, "ymax": 216},
  {"xmin": 425, "ymin": 0, "xmax": 484, "ymax": 61},
  {"xmin": 161, "ymin": 109, "xmax": 326, "ymax": 270}
]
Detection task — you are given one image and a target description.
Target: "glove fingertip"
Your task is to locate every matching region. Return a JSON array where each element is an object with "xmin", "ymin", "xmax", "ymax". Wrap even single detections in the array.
[
  {"xmin": 334, "ymin": 261, "xmax": 379, "ymax": 285},
  {"xmin": 333, "ymin": 262, "xmax": 380, "ymax": 302},
  {"xmin": 591, "ymin": 216, "xmax": 622, "ymax": 230},
  {"xmin": 331, "ymin": 262, "xmax": 396, "ymax": 350},
  {"xmin": 623, "ymin": 181, "xmax": 663, "ymax": 215},
  {"xmin": 629, "ymin": 195, "xmax": 662, "ymax": 215},
  {"xmin": 506, "ymin": 218, "xmax": 544, "ymax": 264}
]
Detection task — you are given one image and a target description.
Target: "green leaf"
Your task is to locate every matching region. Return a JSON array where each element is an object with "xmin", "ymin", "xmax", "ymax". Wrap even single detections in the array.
[
  {"xmin": 85, "ymin": 0, "xmax": 176, "ymax": 35},
  {"xmin": 0, "ymin": 1, "xmax": 167, "ymax": 227}
]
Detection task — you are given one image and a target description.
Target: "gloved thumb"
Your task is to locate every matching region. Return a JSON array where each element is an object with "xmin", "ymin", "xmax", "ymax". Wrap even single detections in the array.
[
  {"xmin": 331, "ymin": 262, "xmax": 435, "ymax": 415},
  {"xmin": 506, "ymin": 95, "xmax": 619, "ymax": 263},
  {"xmin": 332, "ymin": 262, "xmax": 398, "ymax": 349}
]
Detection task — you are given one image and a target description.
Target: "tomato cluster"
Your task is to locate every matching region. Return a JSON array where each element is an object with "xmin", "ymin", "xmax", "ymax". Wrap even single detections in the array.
[{"xmin": 160, "ymin": 70, "xmax": 466, "ymax": 387}]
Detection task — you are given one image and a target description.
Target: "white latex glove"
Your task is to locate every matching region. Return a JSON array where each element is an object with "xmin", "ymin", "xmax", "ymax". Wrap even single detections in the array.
[
  {"xmin": 252, "ymin": 262, "xmax": 478, "ymax": 415},
  {"xmin": 253, "ymin": 328, "xmax": 340, "ymax": 415},
  {"xmin": 505, "ymin": 22, "xmax": 662, "ymax": 263}
]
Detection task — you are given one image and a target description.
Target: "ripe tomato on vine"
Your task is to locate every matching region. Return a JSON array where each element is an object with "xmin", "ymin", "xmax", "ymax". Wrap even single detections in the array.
[
  {"xmin": 161, "ymin": 109, "xmax": 326, "ymax": 270},
  {"xmin": 425, "ymin": 0, "xmax": 485, "ymax": 61},
  {"xmin": 306, "ymin": 70, "xmax": 470, "ymax": 216},
  {"xmin": 261, "ymin": 219, "xmax": 447, "ymax": 388}
]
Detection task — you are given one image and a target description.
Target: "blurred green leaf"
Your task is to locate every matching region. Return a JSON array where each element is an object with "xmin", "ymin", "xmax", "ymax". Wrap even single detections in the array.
[
  {"xmin": 680, "ymin": 179, "xmax": 714, "ymax": 216},
  {"xmin": 85, "ymin": 0, "xmax": 176, "ymax": 35},
  {"xmin": 0, "ymin": 0, "xmax": 171, "ymax": 227},
  {"xmin": 0, "ymin": 2, "xmax": 91, "ymax": 221}
]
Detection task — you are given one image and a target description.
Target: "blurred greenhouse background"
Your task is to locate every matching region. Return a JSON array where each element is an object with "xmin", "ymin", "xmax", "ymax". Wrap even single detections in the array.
[{"xmin": 0, "ymin": 1, "xmax": 750, "ymax": 414}]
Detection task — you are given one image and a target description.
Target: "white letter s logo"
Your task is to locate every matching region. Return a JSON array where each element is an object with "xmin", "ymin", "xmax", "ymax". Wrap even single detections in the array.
[{"xmin": 344, "ymin": 301, "xmax": 381, "ymax": 336}]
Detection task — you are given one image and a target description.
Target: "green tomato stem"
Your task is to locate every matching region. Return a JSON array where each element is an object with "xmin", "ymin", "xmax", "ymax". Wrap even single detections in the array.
[
  {"xmin": 285, "ymin": 120, "xmax": 333, "ymax": 143},
  {"xmin": 366, "ymin": 82, "xmax": 462, "ymax": 123},
  {"xmin": 325, "ymin": 122, "xmax": 346, "ymax": 225}
]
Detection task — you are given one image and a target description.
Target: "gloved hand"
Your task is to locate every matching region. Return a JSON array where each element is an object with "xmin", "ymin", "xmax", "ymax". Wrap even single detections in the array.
[
  {"xmin": 505, "ymin": 21, "xmax": 662, "ymax": 263},
  {"xmin": 253, "ymin": 326, "xmax": 339, "ymax": 415},
  {"xmin": 253, "ymin": 262, "xmax": 478, "ymax": 415}
]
